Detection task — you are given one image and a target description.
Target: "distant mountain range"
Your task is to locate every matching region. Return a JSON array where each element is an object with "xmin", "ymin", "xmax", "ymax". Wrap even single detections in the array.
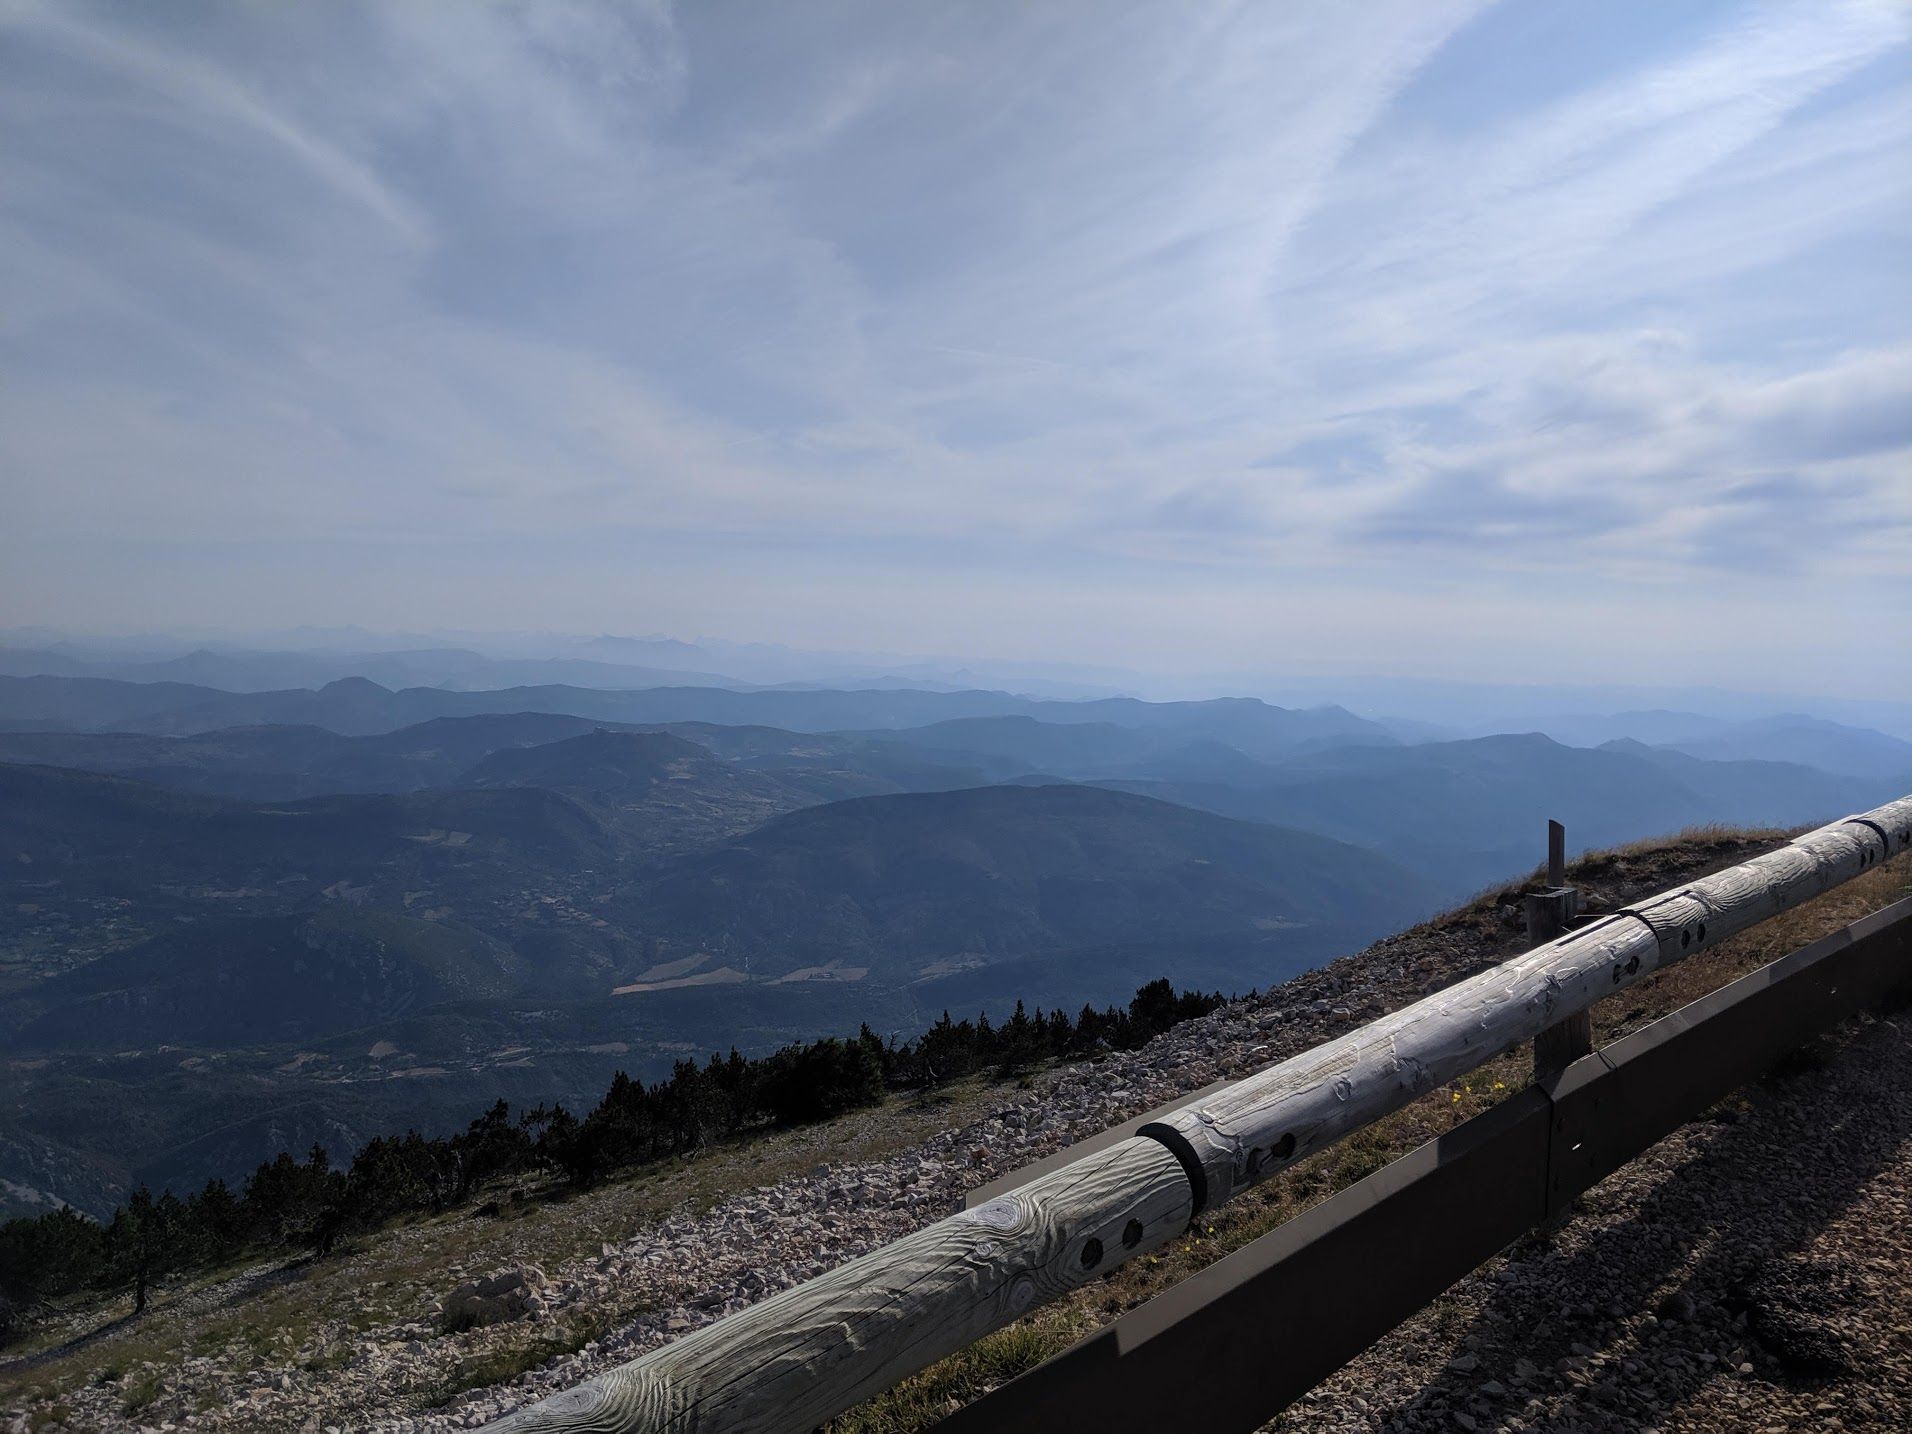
[
  {"xmin": 0, "ymin": 643, "xmax": 747, "ymax": 695},
  {"xmin": 1, "ymin": 659, "xmax": 1904, "ymax": 1220},
  {"xmin": 0, "ymin": 671, "xmax": 1398, "ymax": 750},
  {"xmin": 1095, "ymin": 732, "xmax": 1896, "ymax": 895},
  {"xmin": 2, "ymin": 702, "xmax": 1899, "ymax": 899},
  {"xmin": 0, "ymin": 633, "xmax": 1139, "ymax": 701},
  {"xmin": 1523, "ymin": 709, "xmax": 1912, "ymax": 781}
]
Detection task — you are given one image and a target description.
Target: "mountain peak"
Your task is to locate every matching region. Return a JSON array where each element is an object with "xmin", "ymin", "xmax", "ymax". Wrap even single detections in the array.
[{"xmin": 318, "ymin": 676, "xmax": 392, "ymax": 696}]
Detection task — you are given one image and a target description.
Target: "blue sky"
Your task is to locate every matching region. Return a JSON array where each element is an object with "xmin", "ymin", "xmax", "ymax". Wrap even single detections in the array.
[{"xmin": 3, "ymin": 1, "xmax": 1909, "ymax": 696}]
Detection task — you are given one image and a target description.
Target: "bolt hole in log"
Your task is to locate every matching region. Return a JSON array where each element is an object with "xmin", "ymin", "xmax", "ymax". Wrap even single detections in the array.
[
  {"xmin": 1122, "ymin": 1219, "xmax": 1144, "ymax": 1250},
  {"xmin": 1273, "ymin": 1133, "xmax": 1296, "ymax": 1159},
  {"xmin": 1699, "ymin": 922, "xmax": 1707, "ymax": 939},
  {"xmin": 1079, "ymin": 1237, "xmax": 1104, "ymax": 1270},
  {"xmin": 1682, "ymin": 929, "xmax": 1692, "ymax": 948}
]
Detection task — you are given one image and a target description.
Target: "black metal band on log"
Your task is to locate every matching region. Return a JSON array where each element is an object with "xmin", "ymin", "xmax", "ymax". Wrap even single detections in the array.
[
  {"xmin": 1132, "ymin": 1118, "xmax": 1207, "ymax": 1223},
  {"xmin": 483, "ymin": 796, "xmax": 1912, "ymax": 1434}
]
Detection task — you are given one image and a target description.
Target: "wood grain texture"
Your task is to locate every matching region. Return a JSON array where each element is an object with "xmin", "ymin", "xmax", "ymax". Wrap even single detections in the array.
[
  {"xmin": 489, "ymin": 796, "xmax": 1912, "ymax": 1432},
  {"xmin": 484, "ymin": 1137, "xmax": 1191, "ymax": 1433}
]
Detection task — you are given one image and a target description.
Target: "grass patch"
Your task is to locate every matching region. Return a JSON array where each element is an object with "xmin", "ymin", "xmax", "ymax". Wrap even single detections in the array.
[
  {"xmin": 423, "ymin": 1334, "xmax": 573, "ymax": 1409},
  {"xmin": 120, "ymin": 1371, "xmax": 162, "ymax": 1416},
  {"xmin": 831, "ymin": 1322, "xmax": 1079, "ymax": 1432}
]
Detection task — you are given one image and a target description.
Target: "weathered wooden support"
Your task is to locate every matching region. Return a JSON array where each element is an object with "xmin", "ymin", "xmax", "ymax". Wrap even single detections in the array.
[
  {"xmin": 1527, "ymin": 822, "xmax": 1587, "ymax": 1079},
  {"xmin": 484, "ymin": 797, "xmax": 1912, "ymax": 1434},
  {"xmin": 1523, "ymin": 888, "xmax": 1571, "ymax": 947},
  {"xmin": 1533, "ymin": 1003, "xmax": 1593, "ymax": 1080}
]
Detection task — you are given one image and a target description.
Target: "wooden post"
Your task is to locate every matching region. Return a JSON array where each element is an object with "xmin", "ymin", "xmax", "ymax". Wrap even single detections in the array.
[
  {"xmin": 1523, "ymin": 888, "xmax": 1570, "ymax": 947},
  {"xmin": 1531, "ymin": 820, "xmax": 1590, "ymax": 1078},
  {"xmin": 485, "ymin": 797, "xmax": 1912, "ymax": 1434}
]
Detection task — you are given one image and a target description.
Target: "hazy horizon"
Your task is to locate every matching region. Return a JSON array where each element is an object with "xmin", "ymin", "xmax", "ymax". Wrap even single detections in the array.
[
  {"xmin": 5, "ymin": 1, "xmax": 1910, "ymax": 699},
  {"xmin": 10, "ymin": 620, "xmax": 1912, "ymax": 738}
]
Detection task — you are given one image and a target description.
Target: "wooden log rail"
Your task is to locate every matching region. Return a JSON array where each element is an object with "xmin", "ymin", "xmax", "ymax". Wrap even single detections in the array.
[
  {"xmin": 947, "ymin": 895, "xmax": 1912, "ymax": 1433},
  {"xmin": 485, "ymin": 796, "xmax": 1912, "ymax": 1434}
]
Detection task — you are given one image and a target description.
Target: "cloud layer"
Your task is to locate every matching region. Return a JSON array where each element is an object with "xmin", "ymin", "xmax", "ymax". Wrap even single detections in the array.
[{"xmin": 3, "ymin": 0, "xmax": 1908, "ymax": 693}]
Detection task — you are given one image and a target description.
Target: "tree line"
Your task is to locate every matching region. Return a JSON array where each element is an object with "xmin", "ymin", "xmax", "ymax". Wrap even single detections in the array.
[{"xmin": 0, "ymin": 978, "xmax": 1226, "ymax": 1338}]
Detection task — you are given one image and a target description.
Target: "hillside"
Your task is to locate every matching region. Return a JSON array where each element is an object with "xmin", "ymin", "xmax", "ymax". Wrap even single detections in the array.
[
  {"xmin": 3, "ymin": 909, "xmax": 532, "ymax": 1050},
  {"xmin": 1660, "ymin": 713, "xmax": 1912, "ymax": 782},
  {"xmin": 0, "ymin": 703, "xmax": 1893, "ymax": 1226},
  {"xmin": 1099, "ymin": 732, "xmax": 1892, "ymax": 897},
  {"xmin": 638, "ymin": 783, "xmax": 1435, "ymax": 996},
  {"xmin": 0, "ymin": 673, "xmax": 1392, "ymax": 748},
  {"xmin": 0, "ymin": 714, "xmax": 1019, "ymax": 812},
  {"xmin": 0, "ymin": 713, "xmax": 613, "ymax": 800},
  {"xmin": 460, "ymin": 729, "xmax": 836, "ymax": 859},
  {"xmin": 5, "ymin": 826, "xmax": 1901, "ymax": 1431},
  {"xmin": 0, "ymin": 763, "xmax": 610, "ymax": 904},
  {"xmin": 849, "ymin": 709, "xmax": 1389, "ymax": 772},
  {"xmin": 0, "ymin": 765, "xmax": 1428, "ymax": 1217},
  {"xmin": 0, "ymin": 762, "xmax": 619, "ymax": 1001}
]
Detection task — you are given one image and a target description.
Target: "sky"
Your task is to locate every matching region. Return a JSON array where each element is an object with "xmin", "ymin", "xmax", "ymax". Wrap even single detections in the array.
[{"xmin": 3, "ymin": 0, "xmax": 1910, "ymax": 697}]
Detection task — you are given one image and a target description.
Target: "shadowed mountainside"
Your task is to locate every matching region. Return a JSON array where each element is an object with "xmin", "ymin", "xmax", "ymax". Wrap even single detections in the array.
[
  {"xmin": 0, "ymin": 767, "xmax": 1430, "ymax": 1215},
  {"xmin": 0, "ymin": 712, "xmax": 613, "ymax": 799},
  {"xmin": 638, "ymin": 783, "xmax": 1436, "ymax": 981},
  {"xmin": 7, "ymin": 908, "xmax": 533, "ymax": 1050}
]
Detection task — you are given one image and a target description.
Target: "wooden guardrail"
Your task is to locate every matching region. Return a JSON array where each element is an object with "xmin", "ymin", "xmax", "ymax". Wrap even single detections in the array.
[
  {"xmin": 486, "ymin": 796, "xmax": 1912, "ymax": 1434},
  {"xmin": 948, "ymin": 893, "xmax": 1912, "ymax": 1432}
]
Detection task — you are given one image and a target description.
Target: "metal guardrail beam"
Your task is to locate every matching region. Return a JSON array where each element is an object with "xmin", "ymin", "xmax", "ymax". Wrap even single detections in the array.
[{"xmin": 941, "ymin": 896, "xmax": 1912, "ymax": 1433}]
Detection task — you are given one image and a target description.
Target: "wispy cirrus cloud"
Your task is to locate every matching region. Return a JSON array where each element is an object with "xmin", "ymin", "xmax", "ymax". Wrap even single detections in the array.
[{"xmin": 1, "ymin": 0, "xmax": 1907, "ymax": 692}]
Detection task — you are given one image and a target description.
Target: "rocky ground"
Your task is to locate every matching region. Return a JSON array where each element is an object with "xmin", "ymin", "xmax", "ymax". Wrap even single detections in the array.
[
  {"xmin": 2, "ymin": 829, "xmax": 1907, "ymax": 1432},
  {"xmin": 1266, "ymin": 1010, "xmax": 1912, "ymax": 1433}
]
